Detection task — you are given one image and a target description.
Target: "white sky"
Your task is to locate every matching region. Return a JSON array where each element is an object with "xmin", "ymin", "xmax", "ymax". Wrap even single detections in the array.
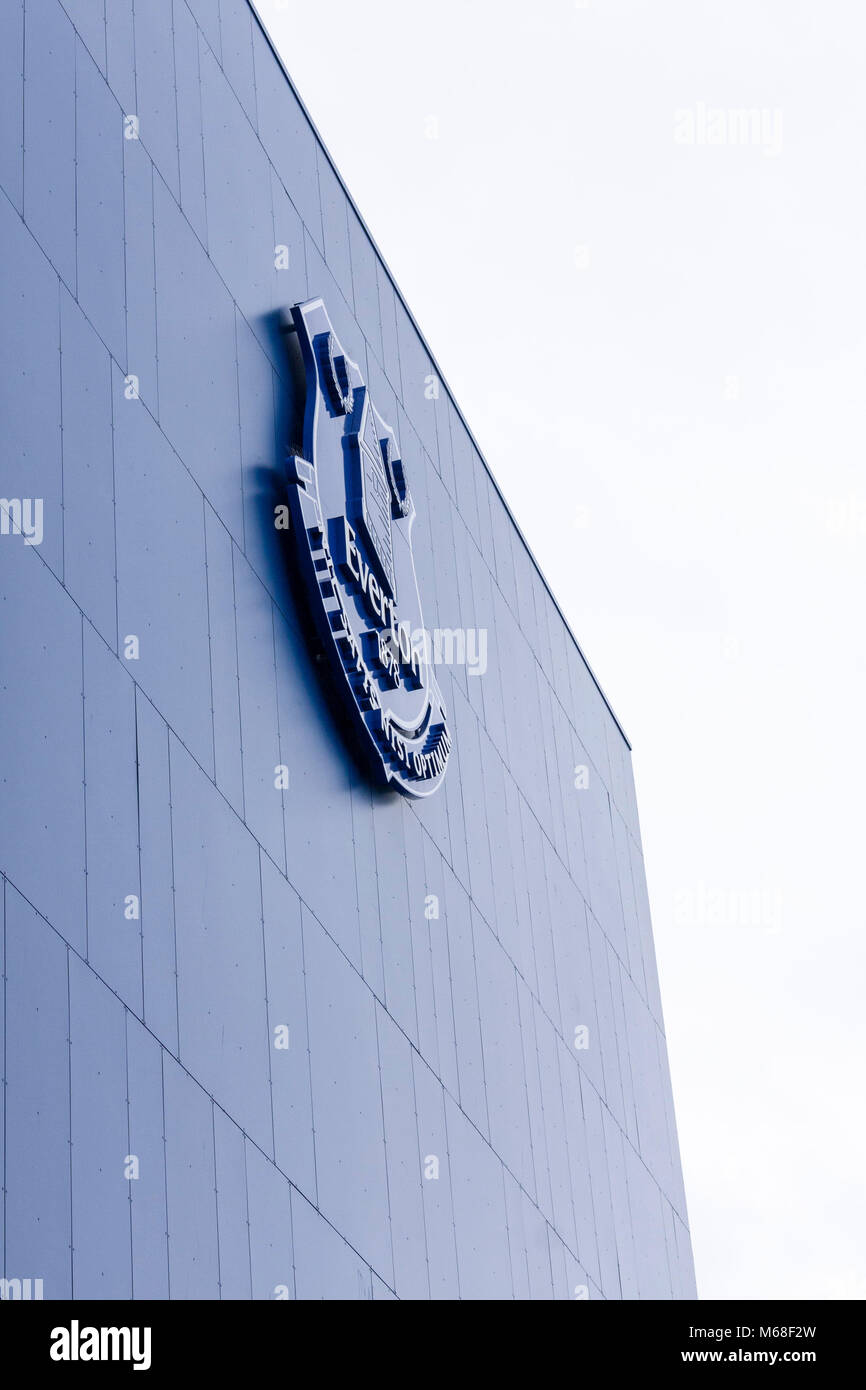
[{"xmin": 254, "ymin": 0, "xmax": 866, "ymax": 1300}]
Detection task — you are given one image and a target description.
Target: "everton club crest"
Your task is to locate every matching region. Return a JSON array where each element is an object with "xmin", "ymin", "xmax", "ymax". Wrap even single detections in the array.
[{"xmin": 284, "ymin": 298, "xmax": 451, "ymax": 796}]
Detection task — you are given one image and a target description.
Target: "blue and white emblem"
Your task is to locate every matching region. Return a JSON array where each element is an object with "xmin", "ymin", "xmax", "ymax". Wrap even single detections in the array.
[{"xmin": 284, "ymin": 298, "xmax": 451, "ymax": 796}]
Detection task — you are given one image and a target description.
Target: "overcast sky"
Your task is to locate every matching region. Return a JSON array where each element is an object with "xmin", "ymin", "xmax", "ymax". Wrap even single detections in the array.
[{"xmin": 255, "ymin": 0, "xmax": 866, "ymax": 1300}]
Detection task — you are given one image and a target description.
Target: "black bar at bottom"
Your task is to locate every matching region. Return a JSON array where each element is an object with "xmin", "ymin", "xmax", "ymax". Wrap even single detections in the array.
[{"xmin": 0, "ymin": 1297, "xmax": 858, "ymax": 1375}]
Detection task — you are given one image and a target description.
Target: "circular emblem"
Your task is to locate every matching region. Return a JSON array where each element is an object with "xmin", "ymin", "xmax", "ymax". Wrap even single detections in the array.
[{"xmin": 284, "ymin": 298, "xmax": 451, "ymax": 796}]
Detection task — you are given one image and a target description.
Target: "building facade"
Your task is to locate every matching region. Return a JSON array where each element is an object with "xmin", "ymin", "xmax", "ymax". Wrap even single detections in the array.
[{"xmin": 0, "ymin": 0, "xmax": 696, "ymax": 1299}]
